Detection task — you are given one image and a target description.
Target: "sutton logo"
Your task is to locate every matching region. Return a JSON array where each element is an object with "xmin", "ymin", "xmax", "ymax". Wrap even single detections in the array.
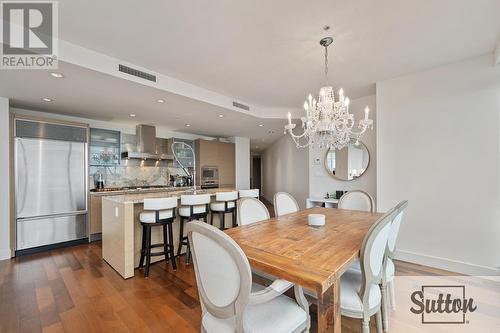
[{"xmin": 410, "ymin": 285, "xmax": 477, "ymax": 324}]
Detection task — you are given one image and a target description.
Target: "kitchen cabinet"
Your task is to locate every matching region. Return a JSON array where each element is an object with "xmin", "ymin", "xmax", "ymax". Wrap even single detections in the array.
[
  {"xmin": 89, "ymin": 128, "xmax": 121, "ymax": 166},
  {"xmin": 167, "ymin": 138, "xmax": 195, "ymax": 168},
  {"xmin": 89, "ymin": 195, "xmax": 102, "ymax": 240},
  {"xmin": 195, "ymin": 139, "xmax": 235, "ymax": 187}
]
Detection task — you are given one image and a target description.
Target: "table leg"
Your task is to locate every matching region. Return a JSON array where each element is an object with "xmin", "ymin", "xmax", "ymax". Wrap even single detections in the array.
[{"xmin": 317, "ymin": 282, "xmax": 341, "ymax": 333}]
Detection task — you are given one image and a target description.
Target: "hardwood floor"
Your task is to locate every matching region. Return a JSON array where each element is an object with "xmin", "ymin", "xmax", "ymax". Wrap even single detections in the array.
[{"xmin": 0, "ymin": 241, "xmax": 457, "ymax": 333}]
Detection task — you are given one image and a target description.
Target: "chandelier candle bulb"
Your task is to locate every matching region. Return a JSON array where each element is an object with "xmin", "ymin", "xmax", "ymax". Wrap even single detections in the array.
[
  {"xmin": 364, "ymin": 107, "xmax": 370, "ymax": 120},
  {"xmin": 287, "ymin": 112, "xmax": 292, "ymax": 125}
]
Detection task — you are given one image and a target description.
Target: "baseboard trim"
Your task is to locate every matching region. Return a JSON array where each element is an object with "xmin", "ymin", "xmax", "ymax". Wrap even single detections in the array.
[
  {"xmin": 0, "ymin": 249, "xmax": 12, "ymax": 260},
  {"xmin": 395, "ymin": 249, "xmax": 500, "ymax": 276}
]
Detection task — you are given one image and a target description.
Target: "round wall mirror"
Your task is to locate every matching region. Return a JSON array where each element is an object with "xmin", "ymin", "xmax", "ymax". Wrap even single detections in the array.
[{"xmin": 324, "ymin": 140, "xmax": 370, "ymax": 181}]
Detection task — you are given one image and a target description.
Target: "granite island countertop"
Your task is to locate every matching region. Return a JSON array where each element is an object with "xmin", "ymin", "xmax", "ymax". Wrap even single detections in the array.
[
  {"xmin": 101, "ymin": 187, "xmax": 235, "ymax": 204},
  {"xmin": 89, "ymin": 186, "xmax": 196, "ymax": 196}
]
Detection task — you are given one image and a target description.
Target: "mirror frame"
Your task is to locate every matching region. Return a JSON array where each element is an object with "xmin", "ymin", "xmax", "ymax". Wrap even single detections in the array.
[{"xmin": 323, "ymin": 140, "xmax": 371, "ymax": 181}]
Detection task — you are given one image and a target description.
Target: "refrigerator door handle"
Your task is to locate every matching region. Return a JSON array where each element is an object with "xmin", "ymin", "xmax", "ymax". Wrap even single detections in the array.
[{"xmin": 16, "ymin": 210, "xmax": 88, "ymax": 222}]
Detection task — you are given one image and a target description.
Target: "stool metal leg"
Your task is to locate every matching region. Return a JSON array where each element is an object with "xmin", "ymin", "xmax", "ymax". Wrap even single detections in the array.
[
  {"xmin": 144, "ymin": 225, "xmax": 152, "ymax": 278},
  {"xmin": 162, "ymin": 224, "xmax": 169, "ymax": 263},
  {"xmin": 185, "ymin": 222, "xmax": 191, "ymax": 265},
  {"xmin": 210, "ymin": 212, "xmax": 214, "ymax": 225},
  {"xmin": 167, "ymin": 223, "xmax": 177, "ymax": 270},
  {"xmin": 139, "ymin": 225, "xmax": 147, "ymax": 268},
  {"xmin": 219, "ymin": 212, "xmax": 225, "ymax": 230},
  {"xmin": 177, "ymin": 217, "xmax": 184, "ymax": 258},
  {"xmin": 232, "ymin": 208, "xmax": 236, "ymax": 228}
]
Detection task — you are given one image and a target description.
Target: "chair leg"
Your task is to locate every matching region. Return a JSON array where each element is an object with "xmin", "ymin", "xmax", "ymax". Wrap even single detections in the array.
[
  {"xmin": 144, "ymin": 225, "xmax": 152, "ymax": 278},
  {"xmin": 389, "ymin": 280, "xmax": 396, "ymax": 310},
  {"xmin": 167, "ymin": 223, "xmax": 177, "ymax": 271},
  {"xmin": 232, "ymin": 209, "xmax": 237, "ymax": 228},
  {"xmin": 139, "ymin": 225, "xmax": 146, "ymax": 268},
  {"xmin": 177, "ymin": 217, "xmax": 184, "ymax": 258},
  {"xmin": 162, "ymin": 224, "xmax": 169, "ymax": 263},
  {"xmin": 185, "ymin": 240, "xmax": 191, "ymax": 265},
  {"xmin": 210, "ymin": 211, "xmax": 214, "ymax": 225},
  {"xmin": 376, "ymin": 309, "xmax": 383, "ymax": 333},
  {"xmin": 220, "ymin": 212, "xmax": 225, "ymax": 230},
  {"xmin": 381, "ymin": 283, "xmax": 389, "ymax": 331},
  {"xmin": 362, "ymin": 317, "xmax": 370, "ymax": 333},
  {"xmin": 233, "ymin": 206, "xmax": 237, "ymax": 227}
]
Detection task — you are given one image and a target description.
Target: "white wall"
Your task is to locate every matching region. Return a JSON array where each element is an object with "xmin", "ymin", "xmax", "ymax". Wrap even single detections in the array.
[
  {"xmin": 0, "ymin": 98, "xmax": 10, "ymax": 259},
  {"xmin": 231, "ymin": 137, "xmax": 251, "ymax": 189},
  {"xmin": 377, "ymin": 54, "xmax": 500, "ymax": 275},
  {"xmin": 262, "ymin": 135, "xmax": 309, "ymax": 209},
  {"xmin": 309, "ymin": 95, "xmax": 377, "ymax": 201}
]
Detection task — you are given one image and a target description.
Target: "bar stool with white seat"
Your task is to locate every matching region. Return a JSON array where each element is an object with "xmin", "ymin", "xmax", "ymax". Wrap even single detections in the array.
[
  {"xmin": 338, "ymin": 190, "xmax": 375, "ymax": 212},
  {"xmin": 210, "ymin": 191, "xmax": 238, "ymax": 229},
  {"xmin": 138, "ymin": 197, "xmax": 178, "ymax": 277},
  {"xmin": 177, "ymin": 193, "xmax": 211, "ymax": 264},
  {"xmin": 238, "ymin": 188, "xmax": 260, "ymax": 199},
  {"xmin": 273, "ymin": 192, "xmax": 299, "ymax": 217},
  {"xmin": 186, "ymin": 221, "xmax": 310, "ymax": 333}
]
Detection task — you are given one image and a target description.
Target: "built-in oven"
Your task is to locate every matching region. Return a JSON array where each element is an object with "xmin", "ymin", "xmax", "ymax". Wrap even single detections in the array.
[{"xmin": 201, "ymin": 166, "xmax": 219, "ymax": 189}]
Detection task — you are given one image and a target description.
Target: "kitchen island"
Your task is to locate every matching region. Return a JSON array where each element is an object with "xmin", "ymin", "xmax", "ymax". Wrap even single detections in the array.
[{"xmin": 101, "ymin": 187, "xmax": 234, "ymax": 278}]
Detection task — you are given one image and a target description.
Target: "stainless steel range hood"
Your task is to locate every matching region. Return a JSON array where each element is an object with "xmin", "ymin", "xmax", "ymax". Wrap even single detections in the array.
[{"xmin": 121, "ymin": 124, "xmax": 173, "ymax": 160}]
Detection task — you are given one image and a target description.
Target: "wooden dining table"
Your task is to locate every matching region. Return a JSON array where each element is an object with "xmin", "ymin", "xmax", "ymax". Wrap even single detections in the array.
[{"xmin": 225, "ymin": 207, "xmax": 383, "ymax": 333}]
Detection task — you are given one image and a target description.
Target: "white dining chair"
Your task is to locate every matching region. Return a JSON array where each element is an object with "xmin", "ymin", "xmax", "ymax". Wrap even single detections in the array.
[
  {"xmin": 340, "ymin": 207, "xmax": 397, "ymax": 333},
  {"xmin": 186, "ymin": 221, "xmax": 310, "ymax": 333},
  {"xmin": 381, "ymin": 200, "xmax": 408, "ymax": 330},
  {"xmin": 238, "ymin": 189, "xmax": 260, "ymax": 199},
  {"xmin": 237, "ymin": 197, "xmax": 270, "ymax": 226},
  {"xmin": 273, "ymin": 192, "xmax": 299, "ymax": 217},
  {"xmin": 338, "ymin": 190, "xmax": 375, "ymax": 212}
]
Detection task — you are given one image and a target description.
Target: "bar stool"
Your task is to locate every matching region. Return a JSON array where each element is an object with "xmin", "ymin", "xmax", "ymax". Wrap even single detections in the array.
[
  {"xmin": 177, "ymin": 193, "xmax": 211, "ymax": 264},
  {"xmin": 238, "ymin": 189, "xmax": 260, "ymax": 199},
  {"xmin": 210, "ymin": 191, "xmax": 238, "ymax": 229},
  {"xmin": 138, "ymin": 197, "xmax": 177, "ymax": 278}
]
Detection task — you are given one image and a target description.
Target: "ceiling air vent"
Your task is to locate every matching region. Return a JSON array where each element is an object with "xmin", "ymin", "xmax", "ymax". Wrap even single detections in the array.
[
  {"xmin": 118, "ymin": 64, "xmax": 157, "ymax": 82},
  {"xmin": 233, "ymin": 101, "xmax": 250, "ymax": 111}
]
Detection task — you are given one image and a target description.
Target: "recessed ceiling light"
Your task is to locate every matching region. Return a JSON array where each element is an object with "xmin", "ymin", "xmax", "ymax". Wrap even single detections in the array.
[
  {"xmin": 258, "ymin": 124, "xmax": 264, "ymax": 127},
  {"xmin": 41, "ymin": 97, "xmax": 53, "ymax": 102},
  {"xmin": 185, "ymin": 124, "xmax": 191, "ymax": 127},
  {"xmin": 156, "ymin": 99, "xmax": 165, "ymax": 103},
  {"xmin": 129, "ymin": 113, "xmax": 136, "ymax": 117},
  {"xmin": 49, "ymin": 72, "xmax": 64, "ymax": 78},
  {"xmin": 218, "ymin": 114, "xmax": 224, "ymax": 118}
]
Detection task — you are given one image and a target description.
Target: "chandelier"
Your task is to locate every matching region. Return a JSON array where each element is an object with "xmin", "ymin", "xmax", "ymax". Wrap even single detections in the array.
[{"xmin": 284, "ymin": 37, "xmax": 373, "ymax": 149}]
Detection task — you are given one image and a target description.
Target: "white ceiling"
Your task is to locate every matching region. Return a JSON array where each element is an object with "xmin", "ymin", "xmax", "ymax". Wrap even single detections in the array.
[
  {"xmin": 0, "ymin": 61, "xmax": 284, "ymax": 151},
  {"xmin": 1, "ymin": 0, "xmax": 499, "ymax": 152},
  {"xmin": 57, "ymin": 0, "xmax": 500, "ymax": 108}
]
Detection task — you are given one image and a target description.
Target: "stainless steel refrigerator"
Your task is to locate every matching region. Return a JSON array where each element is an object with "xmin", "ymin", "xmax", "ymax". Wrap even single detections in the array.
[{"xmin": 15, "ymin": 119, "xmax": 88, "ymax": 253}]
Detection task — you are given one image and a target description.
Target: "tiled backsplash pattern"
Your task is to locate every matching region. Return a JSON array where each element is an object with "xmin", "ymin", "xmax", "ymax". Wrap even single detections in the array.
[{"xmin": 89, "ymin": 166, "xmax": 185, "ymax": 188}]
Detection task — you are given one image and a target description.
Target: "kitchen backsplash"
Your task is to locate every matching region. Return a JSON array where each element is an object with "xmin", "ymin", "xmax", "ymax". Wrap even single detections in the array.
[{"xmin": 89, "ymin": 165, "xmax": 186, "ymax": 188}]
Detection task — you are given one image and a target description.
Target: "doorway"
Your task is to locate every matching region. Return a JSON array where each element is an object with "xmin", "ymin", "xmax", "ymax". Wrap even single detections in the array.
[{"xmin": 251, "ymin": 155, "xmax": 261, "ymax": 193}]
